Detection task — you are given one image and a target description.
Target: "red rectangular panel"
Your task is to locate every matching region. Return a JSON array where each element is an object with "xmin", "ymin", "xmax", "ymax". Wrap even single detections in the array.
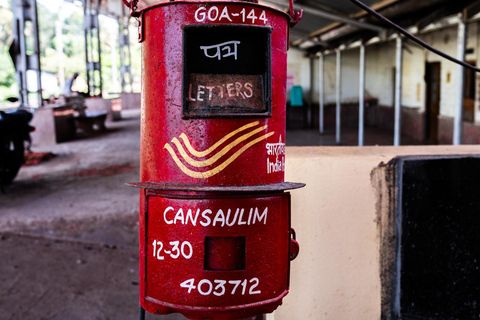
[{"xmin": 142, "ymin": 193, "xmax": 291, "ymax": 310}]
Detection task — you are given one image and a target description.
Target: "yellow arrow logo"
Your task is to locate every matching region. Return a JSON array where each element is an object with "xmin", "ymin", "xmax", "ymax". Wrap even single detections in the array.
[{"xmin": 164, "ymin": 121, "xmax": 273, "ymax": 179}]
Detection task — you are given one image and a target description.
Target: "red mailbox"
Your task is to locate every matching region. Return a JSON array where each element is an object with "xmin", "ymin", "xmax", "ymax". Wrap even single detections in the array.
[{"xmin": 124, "ymin": 0, "xmax": 303, "ymax": 318}]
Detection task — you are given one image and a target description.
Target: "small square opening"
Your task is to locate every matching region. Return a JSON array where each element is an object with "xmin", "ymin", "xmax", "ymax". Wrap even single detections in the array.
[{"xmin": 204, "ymin": 236, "xmax": 246, "ymax": 271}]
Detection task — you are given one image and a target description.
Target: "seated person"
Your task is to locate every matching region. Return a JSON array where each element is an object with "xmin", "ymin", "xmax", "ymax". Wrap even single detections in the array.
[{"xmin": 63, "ymin": 73, "xmax": 88, "ymax": 97}]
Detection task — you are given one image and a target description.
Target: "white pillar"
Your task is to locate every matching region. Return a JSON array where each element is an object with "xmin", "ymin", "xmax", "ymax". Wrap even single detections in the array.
[
  {"xmin": 453, "ymin": 17, "xmax": 466, "ymax": 145},
  {"xmin": 55, "ymin": 19, "xmax": 65, "ymax": 91},
  {"xmin": 336, "ymin": 50, "xmax": 342, "ymax": 145},
  {"xmin": 110, "ymin": 20, "xmax": 119, "ymax": 93},
  {"xmin": 319, "ymin": 54, "xmax": 324, "ymax": 134},
  {"xmin": 308, "ymin": 56, "xmax": 314, "ymax": 127},
  {"xmin": 394, "ymin": 36, "xmax": 403, "ymax": 146},
  {"xmin": 359, "ymin": 44, "xmax": 366, "ymax": 146}
]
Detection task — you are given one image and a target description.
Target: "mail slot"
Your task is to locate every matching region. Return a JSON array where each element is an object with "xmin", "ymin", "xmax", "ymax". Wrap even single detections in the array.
[
  {"xmin": 124, "ymin": 0, "xmax": 303, "ymax": 318},
  {"xmin": 184, "ymin": 25, "xmax": 271, "ymax": 118}
]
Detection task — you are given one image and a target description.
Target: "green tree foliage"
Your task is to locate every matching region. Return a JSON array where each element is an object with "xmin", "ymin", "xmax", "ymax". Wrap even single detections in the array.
[
  {"xmin": 0, "ymin": 6, "xmax": 17, "ymax": 100},
  {"xmin": 0, "ymin": 1, "xmax": 141, "ymax": 102}
]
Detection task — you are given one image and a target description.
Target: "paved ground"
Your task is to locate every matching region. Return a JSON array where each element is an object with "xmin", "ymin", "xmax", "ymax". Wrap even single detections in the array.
[
  {"xmin": 0, "ymin": 109, "xmax": 420, "ymax": 319},
  {"xmin": 0, "ymin": 110, "xmax": 187, "ymax": 320}
]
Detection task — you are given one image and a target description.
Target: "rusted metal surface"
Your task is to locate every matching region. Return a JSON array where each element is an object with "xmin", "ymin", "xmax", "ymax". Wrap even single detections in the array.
[
  {"xmin": 184, "ymin": 74, "xmax": 267, "ymax": 118},
  {"xmin": 130, "ymin": 1, "xmax": 304, "ymax": 319},
  {"xmin": 126, "ymin": 181, "xmax": 305, "ymax": 192}
]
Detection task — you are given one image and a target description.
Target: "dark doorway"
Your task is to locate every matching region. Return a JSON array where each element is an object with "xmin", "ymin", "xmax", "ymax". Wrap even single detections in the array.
[
  {"xmin": 463, "ymin": 60, "xmax": 476, "ymax": 123},
  {"xmin": 425, "ymin": 62, "xmax": 441, "ymax": 142}
]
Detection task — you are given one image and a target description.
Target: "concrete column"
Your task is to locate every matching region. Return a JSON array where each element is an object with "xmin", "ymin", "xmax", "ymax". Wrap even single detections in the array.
[
  {"xmin": 453, "ymin": 17, "xmax": 466, "ymax": 145},
  {"xmin": 319, "ymin": 54, "xmax": 324, "ymax": 134},
  {"xmin": 12, "ymin": 0, "xmax": 42, "ymax": 106},
  {"xmin": 394, "ymin": 36, "xmax": 403, "ymax": 147},
  {"xmin": 17, "ymin": 6, "xmax": 28, "ymax": 105},
  {"xmin": 336, "ymin": 50, "xmax": 342, "ymax": 145},
  {"xmin": 359, "ymin": 44, "xmax": 366, "ymax": 146}
]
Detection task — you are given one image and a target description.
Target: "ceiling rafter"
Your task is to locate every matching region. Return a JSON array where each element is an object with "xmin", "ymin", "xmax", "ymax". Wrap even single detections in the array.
[
  {"xmin": 291, "ymin": 0, "xmax": 480, "ymax": 53},
  {"xmin": 304, "ymin": 0, "xmax": 402, "ymax": 41},
  {"xmin": 265, "ymin": 0, "xmax": 385, "ymax": 32}
]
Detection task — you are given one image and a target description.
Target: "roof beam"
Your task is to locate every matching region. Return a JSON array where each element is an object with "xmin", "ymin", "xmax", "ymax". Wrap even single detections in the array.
[
  {"xmin": 263, "ymin": 0, "xmax": 385, "ymax": 33},
  {"xmin": 290, "ymin": 29, "xmax": 329, "ymax": 46},
  {"xmin": 417, "ymin": 7, "xmax": 457, "ymax": 30},
  {"xmin": 464, "ymin": 1, "xmax": 480, "ymax": 19},
  {"xmin": 417, "ymin": 1, "xmax": 478, "ymax": 30},
  {"xmin": 305, "ymin": 0, "xmax": 402, "ymax": 41}
]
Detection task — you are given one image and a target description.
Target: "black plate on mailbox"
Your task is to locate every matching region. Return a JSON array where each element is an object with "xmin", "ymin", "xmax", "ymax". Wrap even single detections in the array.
[
  {"xmin": 395, "ymin": 156, "xmax": 480, "ymax": 320},
  {"xmin": 183, "ymin": 25, "xmax": 272, "ymax": 118}
]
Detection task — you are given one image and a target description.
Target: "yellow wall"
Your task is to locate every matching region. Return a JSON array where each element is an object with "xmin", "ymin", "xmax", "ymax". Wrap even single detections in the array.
[{"xmin": 275, "ymin": 145, "xmax": 480, "ymax": 320}]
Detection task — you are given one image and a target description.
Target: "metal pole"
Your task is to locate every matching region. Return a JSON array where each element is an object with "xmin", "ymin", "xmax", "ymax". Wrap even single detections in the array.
[
  {"xmin": 12, "ymin": 0, "xmax": 29, "ymax": 105},
  {"xmin": 453, "ymin": 16, "xmax": 466, "ymax": 145},
  {"xmin": 11, "ymin": 0, "xmax": 42, "ymax": 107},
  {"xmin": 17, "ymin": 8, "xmax": 28, "ymax": 105},
  {"xmin": 308, "ymin": 56, "xmax": 314, "ymax": 128},
  {"xmin": 359, "ymin": 43, "xmax": 365, "ymax": 146},
  {"xmin": 336, "ymin": 50, "xmax": 341, "ymax": 145},
  {"xmin": 31, "ymin": 0, "xmax": 42, "ymax": 106},
  {"xmin": 56, "ymin": 16, "xmax": 65, "ymax": 90},
  {"xmin": 84, "ymin": 1, "xmax": 90, "ymax": 96},
  {"xmin": 319, "ymin": 53, "xmax": 324, "ymax": 134},
  {"xmin": 394, "ymin": 35, "xmax": 403, "ymax": 147},
  {"xmin": 95, "ymin": 0, "xmax": 103, "ymax": 96},
  {"xmin": 119, "ymin": 7, "xmax": 133, "ymax": 93},
  {"xmin": 139, "ymin": 305, "xmax": 145, "ymax": 320}
]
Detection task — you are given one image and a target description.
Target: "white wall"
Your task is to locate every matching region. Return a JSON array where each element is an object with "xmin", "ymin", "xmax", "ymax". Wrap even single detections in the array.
[
  {"xmin": 290, "ymin": 40, "xmax": 426, "ymax": 109},
  {"xmin": 321, "ymin": 50, "xmax": 360, "ymax": 104},
  {"xmin": 286, "ymin": 20, "xmax": 480, "ymax": 119},
  {"xmin": 401, "ymin": 43, "xmax": 425, "ymax": 111},
  {"xmin": 366, "ymin": 42, "xmax": 396, "ymax": 107}
]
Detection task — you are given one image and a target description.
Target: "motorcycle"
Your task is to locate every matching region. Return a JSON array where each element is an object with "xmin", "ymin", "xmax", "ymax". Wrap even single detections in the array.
[{"xmin": 0, "ymin": 98, "xmax": 35, "ymax": 191}]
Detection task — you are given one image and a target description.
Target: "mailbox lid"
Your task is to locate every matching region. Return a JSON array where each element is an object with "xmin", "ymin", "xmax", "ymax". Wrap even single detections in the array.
[{"xmin": 140, "ymin": 192, "xmax": 291, "ymax": 318}]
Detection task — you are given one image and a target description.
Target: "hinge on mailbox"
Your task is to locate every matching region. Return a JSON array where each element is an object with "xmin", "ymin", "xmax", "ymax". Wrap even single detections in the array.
[{"xmin": 137, "ymin": 12, "xmax": 145, "ymax": 43}]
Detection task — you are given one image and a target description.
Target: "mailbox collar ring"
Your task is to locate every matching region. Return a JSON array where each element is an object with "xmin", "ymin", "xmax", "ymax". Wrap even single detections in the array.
[{"xmin": 126, "ymin": 181, "xmax": 305, "ymax": 192}]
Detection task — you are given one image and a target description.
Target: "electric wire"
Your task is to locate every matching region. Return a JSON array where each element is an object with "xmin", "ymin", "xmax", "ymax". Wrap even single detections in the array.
[{"xmin": 349, "ymin": 0, "xmax": 480, "ymax": 73}]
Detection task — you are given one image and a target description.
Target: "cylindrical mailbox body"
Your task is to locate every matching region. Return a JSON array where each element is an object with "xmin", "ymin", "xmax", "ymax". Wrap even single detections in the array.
[
  {"xmin": 130, "ymin": 1, "xmax": 304, "ymax": 319},
  {"xmin": 141, "ymin": 1, "xmax": 289, "ymax": 186}
]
